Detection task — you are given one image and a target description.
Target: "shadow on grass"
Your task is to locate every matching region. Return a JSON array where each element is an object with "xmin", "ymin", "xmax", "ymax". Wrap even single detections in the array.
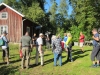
[
  {"xmin": 9, "ymin": 54, "xmax": 19, "ymax": 59},
  {"xmin": 72, "ymin": 49, "xmax": 91, "ymax": 55},
  {"xmin": 10, "ymin": 59, "xmax": 21, "ymax": 64},
  {"xmin": 29, "ymin": 55, "xmax": 66, "ymax": 68},
  {"xmin": 73, "ymin": 54, "xmax": 89, "ymax": 61},
  {"xmin": 72, "ymin": 49, "xmax": 90, "ymax": 61},
  {"xmin": 0, "ymin": 65, "xmax": 19, "ymax": 75},
  {"xmin": 62, "ymin": 49, "xmax": 90, "ymax": 66}
]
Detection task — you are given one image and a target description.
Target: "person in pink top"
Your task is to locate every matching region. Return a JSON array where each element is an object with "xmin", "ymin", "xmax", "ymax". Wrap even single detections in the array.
[{"xmin": 79, "ymin": 32, "xmax": 85, "ymax": 52}]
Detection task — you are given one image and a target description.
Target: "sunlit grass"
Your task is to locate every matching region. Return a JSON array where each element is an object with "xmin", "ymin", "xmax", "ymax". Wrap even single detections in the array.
[{"xmin": 0, "ymin": 44, "xmax": 99, "ymax": 75}]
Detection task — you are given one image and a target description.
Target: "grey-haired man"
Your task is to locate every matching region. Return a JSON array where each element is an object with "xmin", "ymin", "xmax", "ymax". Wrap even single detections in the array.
[{"xmin": 35, "ymin": 33, "xmax": 44, "ymax": 66}]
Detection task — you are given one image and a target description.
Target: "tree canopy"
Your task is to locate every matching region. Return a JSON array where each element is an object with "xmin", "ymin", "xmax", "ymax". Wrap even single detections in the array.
[{"xmin": 1, "ymin": 0, "xmax": 100, "ymax": 41}]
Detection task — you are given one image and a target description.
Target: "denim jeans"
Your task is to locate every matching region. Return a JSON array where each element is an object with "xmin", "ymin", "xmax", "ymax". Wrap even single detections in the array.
[{"xmin": 54, "ymin": 53, "xmax": 62, "ymax": 66}]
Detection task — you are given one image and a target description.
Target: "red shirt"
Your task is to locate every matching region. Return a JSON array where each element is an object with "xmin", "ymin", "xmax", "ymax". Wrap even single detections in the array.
[{"xmin": 79, "ymin": 35, "xmax": 85, "ymax": 42}]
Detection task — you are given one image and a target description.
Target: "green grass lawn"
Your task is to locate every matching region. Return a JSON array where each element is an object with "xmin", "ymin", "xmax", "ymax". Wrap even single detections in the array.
[{"xmin": 0, "ymin": 44, "xmax": 100, "ymax": 75}]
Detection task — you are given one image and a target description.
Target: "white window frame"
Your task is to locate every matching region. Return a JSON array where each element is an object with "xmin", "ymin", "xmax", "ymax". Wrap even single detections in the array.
[
  {"xmin": 0, "ymin": 25, "xmax": 8, "ymax": 35},
  {"xmin": 0, "ymin": 12, "xmax": 8, "ymax": 19}
]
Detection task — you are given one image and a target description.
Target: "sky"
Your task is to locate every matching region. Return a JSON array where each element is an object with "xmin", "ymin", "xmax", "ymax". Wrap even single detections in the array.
[
  {"xmin": 44, "ymin": 0, "xmax": 73, "ymax": 15},
  {"xmin": 0, "ymin": 0, "xmax": 73, "ymax": 15}
]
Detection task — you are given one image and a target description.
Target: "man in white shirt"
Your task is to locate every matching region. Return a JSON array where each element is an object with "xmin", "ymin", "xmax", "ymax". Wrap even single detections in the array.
[{"xmin": 36, "ymin": 33, "xmax": 44, "ymax": 66}]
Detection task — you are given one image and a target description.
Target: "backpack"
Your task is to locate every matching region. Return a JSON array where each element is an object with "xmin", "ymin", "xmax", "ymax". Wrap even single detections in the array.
[
  {"xmin": 71, "ymin": 41, "xmax": 74, "ymax": 46},
  {"xmin": 69, "ymin": 41, "xmax": 74, "ymax": 48},
  {"xmin": 0, "ymin": 38, "xmax": 4, "ymax": 46}
]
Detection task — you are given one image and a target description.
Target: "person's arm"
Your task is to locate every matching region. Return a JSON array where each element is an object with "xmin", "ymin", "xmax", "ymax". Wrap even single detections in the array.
[
  {"xmin": 30, "ymin": 38, "xmax": 33, "ymax": 47},
  {"xmin": 19, "ymin": 38, "xmax": 22, "ymax": 50},
  {"xmin": 39, "ymin": 38, "xmax": 43, "ymax": 53},
  {"xmin": 29, "ymin": 38, "xmax": 33, "ymax": 51},
  {"xmin": 92, "ymin": 36, "xmax": 99, "ymax": 41},
  {"xmin": 3, "ymin": 36, "xmax": 8, "ymax": 42}
]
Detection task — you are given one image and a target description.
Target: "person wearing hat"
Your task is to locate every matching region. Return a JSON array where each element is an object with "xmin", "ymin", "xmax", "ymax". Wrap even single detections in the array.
[
  {"xmin": 35, "ymin": 33, "xmax": 44, "ymax": 66},
  {"xmin": 1, "ymin": 31, "xmax": 9, "ymax": 65}
]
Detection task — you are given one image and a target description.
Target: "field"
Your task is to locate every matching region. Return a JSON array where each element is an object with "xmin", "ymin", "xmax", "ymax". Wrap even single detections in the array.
[{"xmin": 0, "ymin": 43, "xmax": 100, "ymax": 75}]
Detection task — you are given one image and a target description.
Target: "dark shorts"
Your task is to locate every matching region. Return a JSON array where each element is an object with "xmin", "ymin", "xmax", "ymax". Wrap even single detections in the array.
[{"xmin": 2, "ymin": 47, "xmax": 9, "ymax": 57}]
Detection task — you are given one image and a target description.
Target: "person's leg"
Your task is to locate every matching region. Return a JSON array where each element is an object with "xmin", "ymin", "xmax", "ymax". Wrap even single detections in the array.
[
  {"xmin": 80, "ymin": 42, "xmax": 84, "ymax": 52},
  {"xmin": 5, "ymin": 48, "xmax": 9, "ymax": 65},
  {"xmin": 21, "ymin": 48, "xmax": 25, "ymax": 69},
  {"xmin": 69, "ymin": 47, "xmax": 73, "ymax": 62},
  {"xmin": 66, "ymin": 48, "xmax": 70, "ymax": 62},
  {"xmin": 91, "ymin": 46, "xmax": 100, "ymax": 67},
  {"xmin": 26, "ymin": 47, "xmax": 30, "ymax": 69},
  {"xmin": 2, "ymin": 50, "xmax": 5, "ymax": 62},
  {"xmin": 40, "ymin": 52, "xmax": 44, "ymax": 66},
  {"xmin": 54, "ymin": 53, "xmax": 57, "ymax": 66},
  {"xmin": 35, "ymin": 46, "xmax": 39, "ymax": 65},
  {"xmin": 58, "ymin": 54, "xmax": 62, "ymax": 66},
  {"xmin": 7, "ymin": 47, "xmax": 9, "ymax": 58},
  {"xmin": 48, "ymin": 42, "xmax": 50, "ymax": 50},
  {"xmin": 96, "ymin": 46, "xmax": 100, "ymax": 67}
]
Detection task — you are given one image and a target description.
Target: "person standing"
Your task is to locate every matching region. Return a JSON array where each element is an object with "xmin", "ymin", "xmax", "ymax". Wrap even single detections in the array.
[
  {"xmin": 36, "ymin": 33, "xmax": 44, "ymax": 66},
  {"xmin": 79, "ymin": 32, "xmax": 85, "ymax": 52},
  {"xmin": 52, "ymin": 35, "xmax": 62, "ymax": 66},
  {"xmin": 46, "ymin": 35, "xmax": 50, "ymax": 50},
  {"xmin": 1, "ymin": 31, "xmax": 9, "ymax": 65},
  {"xmin": 19, "ymin": 32, "xmax": 32, "ymax": 69},
  {"xmin": 32, "ymin": 33, "xmax": 37, "ymax": 47},
  {"xmin": 63, "ymin": 33, "xmax": 68, "ymax": 51},
  {"xmin": 63, "ymin": 33, "xmax": 68, "ymax": 43},
  {"xmin": 91, "ymin": 28, "xmax": 100, "ymax": 67},
  {"xmin": 65, "ymin": 33, "xmax": 73, "ymax": 62}
]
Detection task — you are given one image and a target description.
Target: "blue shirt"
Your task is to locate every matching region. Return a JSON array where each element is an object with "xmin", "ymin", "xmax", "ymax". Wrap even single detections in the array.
[
  {"xmin": 63, "ymin": 36, "xmax": 67, "ymax": 42},
  {"xmin": 93, "ymin": 33, "xmax": 99, "ymax": 46}
]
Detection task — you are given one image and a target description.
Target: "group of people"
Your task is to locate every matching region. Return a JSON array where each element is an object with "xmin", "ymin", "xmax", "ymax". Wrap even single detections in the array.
[
  {"xmin": 19, "ymin": 31, "xmax": 74, "ymax": 69},
  {"xmin": 0, "ymin": 28, "xmax": 100, "ymax": 69},
  {"xmin": 19, "ymin": 28, "xmax": 100, "ymax": 69},
  {"xmin": 51, "ymin": 32, "xmax": 74, "ymax": 66}
]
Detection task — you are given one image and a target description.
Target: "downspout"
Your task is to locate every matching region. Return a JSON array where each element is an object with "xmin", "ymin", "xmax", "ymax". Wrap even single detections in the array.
[{"xmin": 22, "ymin": 19, "xmax": 26, "ymax": 36}]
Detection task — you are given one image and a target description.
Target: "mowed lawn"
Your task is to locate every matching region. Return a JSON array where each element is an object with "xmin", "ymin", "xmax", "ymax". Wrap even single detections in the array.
[{"xmin": 0, "ymin": 43, "xmax": 100, "ymax": 75}]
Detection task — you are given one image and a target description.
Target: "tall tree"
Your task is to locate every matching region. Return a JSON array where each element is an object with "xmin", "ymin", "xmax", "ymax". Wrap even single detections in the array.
[
  {"xmin": 49, "ymin": 0, "xmax": 58, "ymax": 33},
  {"xmin": 49, "ymin": 0, "xmax": 57, "ymax": 22},
  {"xmin": 58, "ymin": 0, "xmax": 68, "ymax": 18},
  {"xmin": 57, "ymin": 0, "xmax": 68, "ymax": 31},
  {"xmin": 69, "ymin": 0, "xmax": 97, "ymax": 40}
]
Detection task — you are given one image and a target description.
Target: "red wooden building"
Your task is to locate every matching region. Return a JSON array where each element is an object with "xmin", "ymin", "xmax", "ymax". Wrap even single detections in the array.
[{"xmin": 0, "ymin": 3, "xmax": 39, "ymax": 42}]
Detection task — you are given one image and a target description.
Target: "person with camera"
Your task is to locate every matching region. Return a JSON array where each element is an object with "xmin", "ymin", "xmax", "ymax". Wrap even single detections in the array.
[{"xmin": 91, "ymin": 28, "xmax": 100, "ymax": 67}]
